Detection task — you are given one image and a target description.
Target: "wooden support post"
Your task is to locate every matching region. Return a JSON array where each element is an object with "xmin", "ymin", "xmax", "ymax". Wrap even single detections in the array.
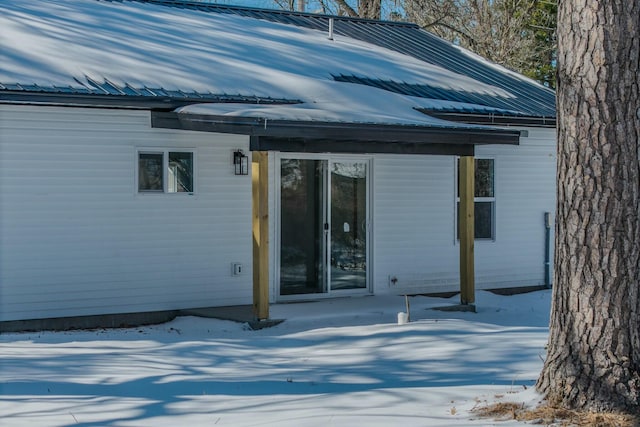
[
  {"xmin": 459, "ymin": 156, "xmax": 475, "ymax": 306},
  {"xmin": 252, "ymin": 151, "xmax": 269, "ymax": 320}
]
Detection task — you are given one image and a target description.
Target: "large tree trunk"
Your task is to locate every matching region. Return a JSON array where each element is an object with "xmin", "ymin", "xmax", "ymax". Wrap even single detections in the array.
[{"xmin": 536, "ymin": 0, "xmax": 640, "ymax": 413}]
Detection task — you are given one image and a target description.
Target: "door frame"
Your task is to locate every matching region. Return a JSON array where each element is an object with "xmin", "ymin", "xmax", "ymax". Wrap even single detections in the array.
[{"xmin": 274, "ymin": 153, "xmax": 373, "ymax": 302}]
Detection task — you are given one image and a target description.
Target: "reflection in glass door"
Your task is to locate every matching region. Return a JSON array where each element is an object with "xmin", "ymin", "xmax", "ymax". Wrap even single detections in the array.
[
  {"xmin": 330, "ymin": 161, "xmax": 367, "ymax": 290},
  {"xmin": 279, "ymin": 157, "xmax": 368, "ymax": 297},
  {"xmin": 280, "ymin": 159, "xmax": 327, "ymax": 295}
]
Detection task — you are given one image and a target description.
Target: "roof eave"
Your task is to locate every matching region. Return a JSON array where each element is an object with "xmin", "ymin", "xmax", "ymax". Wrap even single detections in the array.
[
  {"xmin": 0, "ymin": 91, "xmax": 200, "ymax": 110},
  {"xmin": 0, "ymin": 91, "xmax": 299, "ymax": 111},
  {"xmin": 151, "ymin": 111, "xmax": 520, "ymax": 156},
  {"xmin": 420, "ymin": 110, "xmax": 557, "ymax": 128}
]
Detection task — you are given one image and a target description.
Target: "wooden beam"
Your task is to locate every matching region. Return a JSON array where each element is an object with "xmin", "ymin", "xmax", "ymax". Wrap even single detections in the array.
[
  {"xmin": 459, "ymin": 156, "xmax": 475, "ymax": 305},
  {"xmin": 252, "ymin": 151, "xmax": 270, "ymax": 320}
]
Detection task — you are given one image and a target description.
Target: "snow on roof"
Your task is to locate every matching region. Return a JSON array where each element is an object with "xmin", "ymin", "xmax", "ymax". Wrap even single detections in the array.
[
  {"xmin": 178, "ymin": 85, "xmax": 519, "ymax": 128},
  {"xmin": 1, "ymin": 0, "xmax": 520, "ymax": 127}
]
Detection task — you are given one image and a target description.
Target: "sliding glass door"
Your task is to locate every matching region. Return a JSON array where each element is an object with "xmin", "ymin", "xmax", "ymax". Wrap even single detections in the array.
[{"xmin": 279, "ymin": 157, "xmax": 369, "ymax": 297}]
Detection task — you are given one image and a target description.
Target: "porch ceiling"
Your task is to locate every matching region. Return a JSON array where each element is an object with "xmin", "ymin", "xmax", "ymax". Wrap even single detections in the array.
[{"xmin": 151, "ymin": 111, "xmax": 521, "ymax": 156}]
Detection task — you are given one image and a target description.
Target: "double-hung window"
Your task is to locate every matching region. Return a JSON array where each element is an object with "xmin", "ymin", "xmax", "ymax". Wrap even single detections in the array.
[
  {"xmin": 138, "ymin": 150, "xmax": 194, "ymax": 193},
  {"xmin": 457, "ymin": 158, "xmax": 495, "ymax": 240}
]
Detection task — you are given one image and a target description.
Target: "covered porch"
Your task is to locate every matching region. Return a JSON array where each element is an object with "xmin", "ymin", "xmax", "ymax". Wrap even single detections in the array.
[{"xmin": 152, "ymin": 108, "xmax": 522, "ymax": 320}]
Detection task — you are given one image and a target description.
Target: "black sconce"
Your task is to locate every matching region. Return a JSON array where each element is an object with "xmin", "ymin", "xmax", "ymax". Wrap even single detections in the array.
[{"xmin": 233, "ymin": 150, "xmax": 248, "ymax": 175}]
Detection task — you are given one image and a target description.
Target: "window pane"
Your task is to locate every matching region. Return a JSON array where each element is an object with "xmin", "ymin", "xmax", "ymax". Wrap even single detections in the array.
[
  {"xmin": 331, "ymin": 162, "xmax": 367, "ymax": 290},
  {"xmin": 456, "ymin": 201, "xmax": 494, "ymax": 239},
  {"xmin": 456, "ymin": 158, "xmax": 494, "ymax": 197},
  {"xmin": 280, "ymin": 159, "xmax": 326, "ymax": 295},
  {"xmin": 475, "ymin": 159, "xmax": 494, "ymax": 197},
  {"xmin": 138, "ymin": 153, "xmax": 163, "ymax": 192},
  {"xmin": 168, "ymin": 152, "xmax": 193, "ymax": 193},
  {"xmin": 475, "ymin": 201, "xmax": 493, "ymax": 239}
]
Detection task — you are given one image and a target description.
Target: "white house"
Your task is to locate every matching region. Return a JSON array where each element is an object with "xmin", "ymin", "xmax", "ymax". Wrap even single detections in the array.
[{"xmin": 0, "ymin": 0, "xmax": 556, "ymax": 329}]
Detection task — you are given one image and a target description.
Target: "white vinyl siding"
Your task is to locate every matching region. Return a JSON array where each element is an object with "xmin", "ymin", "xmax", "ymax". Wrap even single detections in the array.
[
  {"xmin": 473, "ymin": 128, "xmax": 557, "ymax": 289},
  {"xmin": 371, "ymin": 127, "xmax": 556, "ymax": 294},
  {"xmin": 0, "ymin": 105, "xmax": 253, "ymax": 322},
  {"xmin": 1, "ymin": 104, "xmax": 557, "ymax": 322},
  {"xmin": 372, "ymin": 155, "xmax": 460, "ymax": 294}
]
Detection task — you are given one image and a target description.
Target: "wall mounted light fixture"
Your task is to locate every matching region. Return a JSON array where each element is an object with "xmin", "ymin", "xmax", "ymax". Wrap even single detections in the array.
[{"xmin": 233, "ymin": 150, "xmax": 248, "ymax": 175}]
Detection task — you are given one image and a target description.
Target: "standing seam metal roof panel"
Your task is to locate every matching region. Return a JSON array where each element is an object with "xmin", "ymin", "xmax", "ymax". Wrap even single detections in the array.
[
  {"xmin": 367, "ymin": 26, "xmax": 555, "ymax": 116},
  {"xmin": 128, "ymin": 0, "xmax": 556, "ymax": 118},
  {"xmin": 7, "ymin": 0, "xmax": 555, "ymax": 119},
  {"xmin": 387, "ymin": 29, "xmax": 550, "ymax": 117}
]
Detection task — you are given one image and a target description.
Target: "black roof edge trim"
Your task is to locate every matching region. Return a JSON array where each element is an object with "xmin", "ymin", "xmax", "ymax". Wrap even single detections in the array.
[
  {"xmin": 419, "ymin": 109, "xmax": 556, "ymax": 128},
  {"xmin": 151, "ymin": 111, "xmax": 520, "ymax": 150},
  {"xmin": 250, "ymin": 136, "xmax": 475, "ymax": 156},
  {"xmin": 0, "ymin": 91, "xmax": 300, "ymax": 111}
]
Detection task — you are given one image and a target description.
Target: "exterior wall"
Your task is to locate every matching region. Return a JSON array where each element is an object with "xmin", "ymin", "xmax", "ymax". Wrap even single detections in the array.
[
  {"xmin": 1, "ymin": 106, "xmax": 555, "ymax": 323},
  {"xmin": 372, "ymin": 154, "xmax": 460, "ymax": 293},
  {"xmin": 0, "ymin": 105, "xmax": 253, "ymax": 322},
  {"xmin": 266, "ymin": 128, "xmax": 556, "ymax": 299},
  {"xmin": 372, "ymin": 127, "xmax": 557, "ymax": 294}
]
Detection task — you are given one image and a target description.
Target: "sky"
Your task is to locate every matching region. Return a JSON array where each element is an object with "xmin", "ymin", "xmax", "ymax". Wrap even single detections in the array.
[{"xmin": 0, "ymin": 290, "xmax": 552, "ymax": 426}]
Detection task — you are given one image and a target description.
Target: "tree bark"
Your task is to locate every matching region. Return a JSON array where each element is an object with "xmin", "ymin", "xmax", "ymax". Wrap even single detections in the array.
[{"xmin": 537, "ymin": 0, "xmax": 640, "ymax": 413}]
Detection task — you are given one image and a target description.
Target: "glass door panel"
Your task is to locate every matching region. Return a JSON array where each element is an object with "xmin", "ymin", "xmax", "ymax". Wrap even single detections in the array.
[
  {"xmin": 330, "ymin": 161, "xmax": 367, "ymax": 291},
  {"xmin": 280, "ymin": 159, "xmax": 327, "ymax": 295}
]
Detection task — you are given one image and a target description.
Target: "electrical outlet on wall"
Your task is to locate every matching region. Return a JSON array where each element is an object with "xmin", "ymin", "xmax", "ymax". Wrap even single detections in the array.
[{"xmin": 231, "ymin": 262, "xmax": 243, "ymax": 276}]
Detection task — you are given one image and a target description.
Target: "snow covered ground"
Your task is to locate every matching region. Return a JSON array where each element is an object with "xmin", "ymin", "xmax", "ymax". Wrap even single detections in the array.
[{"xmin": 0, "ymin": 290, "xmax": 551, "ymax": 426}]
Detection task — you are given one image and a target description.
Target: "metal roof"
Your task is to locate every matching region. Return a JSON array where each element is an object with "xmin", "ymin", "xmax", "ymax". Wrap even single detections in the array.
[
  {"xmin": 2, "ymin": 0, "xmax": 555, "ymax": 126},
  {"xmin": 0, "ymin": 80, "xmax": 300, "ymax": 109},
  {"xmin": 128, "ymin": 0, "xmax": 556, "ymax": 120},
  {"xmin": 332, "ymin": 75, "xmax": 528, "ymax": 115}
]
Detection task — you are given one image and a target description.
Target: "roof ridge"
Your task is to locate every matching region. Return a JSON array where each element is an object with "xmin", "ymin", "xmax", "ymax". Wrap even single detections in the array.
[{"xmin": 114, "ymin": 0, "xmax": 420, "ymax": 28}]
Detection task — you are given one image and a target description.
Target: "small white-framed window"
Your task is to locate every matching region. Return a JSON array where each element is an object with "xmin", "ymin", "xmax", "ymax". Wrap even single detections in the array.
[
  {"xmin": 456, "ymin": 157, "xmax": 495, "ymax": 240},
  {"xmin": 137, "ymin": 149, "xmax": 194, "ymax": 194}
]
